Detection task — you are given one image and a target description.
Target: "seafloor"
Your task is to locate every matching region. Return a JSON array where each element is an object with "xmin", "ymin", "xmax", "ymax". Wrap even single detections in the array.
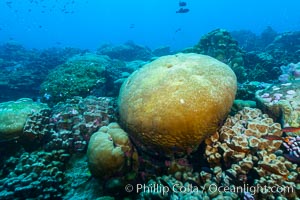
[{"xmin": 0, "ymin": 28, "xmax": 300, "ymax": 200}]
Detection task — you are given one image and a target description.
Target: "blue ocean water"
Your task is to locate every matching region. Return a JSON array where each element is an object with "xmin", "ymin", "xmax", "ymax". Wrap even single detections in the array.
[{"xmin": 0, "ymin": 0, "xmax": 299, "ymax": 50}]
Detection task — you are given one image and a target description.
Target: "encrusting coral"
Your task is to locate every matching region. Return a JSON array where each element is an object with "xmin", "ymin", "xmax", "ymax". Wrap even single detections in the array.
[
  {"xmin": 0, "ymin": 98, "xmax": 48, "ymax": 140},
  {"xmin": 45, "ymin": 96, "xmax": 117, "ymax": 153}
]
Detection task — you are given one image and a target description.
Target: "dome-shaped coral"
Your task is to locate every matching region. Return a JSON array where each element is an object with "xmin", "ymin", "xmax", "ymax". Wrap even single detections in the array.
[
  {"xmin": 87, "ymin": 123, "xmax": 138, "ymax": 180},
  {"xmin": 118, "ymin": 53, "xmax": 237, "ymax": 157}
]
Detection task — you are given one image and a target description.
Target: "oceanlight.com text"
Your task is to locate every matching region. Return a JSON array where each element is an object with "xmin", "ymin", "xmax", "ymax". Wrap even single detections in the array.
[{"xmin": 125, "ymin": 183, "xmax": 295, "ymax": 196}]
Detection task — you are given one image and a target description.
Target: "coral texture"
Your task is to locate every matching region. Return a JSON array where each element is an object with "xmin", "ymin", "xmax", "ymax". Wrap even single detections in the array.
[
  {"xmin": 138, "ymin": 167, "xmax": 242, "ymax": 200},
  {"xmin": 205, "ymin": 107, "xmax": 299, "ymax": 199},
  {"xmin": 184, "ymin": 29, "xmax": 247, "ymax": 82},
  {"xmin": 118, "ymin": 53, "xmax": 237, "ymax": 157},
  {"xmin": 0, "ymin": 98, "xmax": 48, "ymax": 140},
  {"xmin": 0, "ymin": 150, "xmax": 70, "ymax": 199},
  {"xmin": 23, "ymin": 108, "xmax": 52, "ymax": 142},
  {"xmin": 278, "ymin": 62, "xmax": 300, "ymax": 82},
  {"xmin": 87, "ymin": 123, "xmax": 139, "ymax": 180},
  {"xmin": 40, "ymin": 53, "xmax": 112, "ymax": 104},
  {"xmin": 255, "ymin": 81, "xmax": 300, "ymax": 128},
  {"xmin": 45, "ymin": 96, "xmax": 117, "ymax": 153},
  {"xmin": 97, "ymin": 41, "xmax": 153, "ymax": 61}
]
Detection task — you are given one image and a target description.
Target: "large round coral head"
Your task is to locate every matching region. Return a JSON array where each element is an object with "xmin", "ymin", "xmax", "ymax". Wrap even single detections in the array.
[{"xmin": 118, "ymin": 53, "xmax": 237, "ymax": 157}]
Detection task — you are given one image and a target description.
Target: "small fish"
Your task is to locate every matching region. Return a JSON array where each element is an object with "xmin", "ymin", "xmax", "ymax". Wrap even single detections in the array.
[
  {"xmin": 6, "ymin": 1, "xmax": 12, "ymax": 8},
  {"xmin": 282, "ymin": 127, "xmax": 300, "ymax": 133},
  {"xmin": 261, "ymin": 135, "xmax": 283, "ymax": 141},
  {"xmin": 129, "ymin": 24, "xmax": 135, "ymax": 29},
  {"xmin": 176, "ymin": 8, "xmax": 189, "ymax": 14},
  {"xmin": 175, "ymin": 28, "xmax": 181, "ymax": 33},
  {"xmin": 259, "ymin": 164, "xmax": 288, "ymax": 179},
  {"xmin": 179, "ymin": 1, "xmax": 187, "ymax": 7}
]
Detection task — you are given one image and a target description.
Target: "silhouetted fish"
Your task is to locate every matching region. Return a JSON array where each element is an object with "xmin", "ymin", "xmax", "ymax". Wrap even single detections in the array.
[
  {"xmin": 176, "ymin": 8, "xmax": 189, "ymax": 13},
  {"xmin": 179, "ymin": 1, "xmax": 187, "ymax": 7},
  {"xmin": 6, "ymin": 1, "xmax": 12, "ymax": 8},
  {"xmin": 175, "ymin": 28, "xmax": 182, "ymax": 33}
]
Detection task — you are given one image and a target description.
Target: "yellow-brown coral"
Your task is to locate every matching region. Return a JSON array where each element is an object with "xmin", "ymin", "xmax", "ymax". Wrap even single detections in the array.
[
  {"xmin": 119, "ymin": 53, "xmax": 237, "ymax": 156},
  {"xmin": 87, "ymin": 123, "xmax": 138, "ymax": 179}
]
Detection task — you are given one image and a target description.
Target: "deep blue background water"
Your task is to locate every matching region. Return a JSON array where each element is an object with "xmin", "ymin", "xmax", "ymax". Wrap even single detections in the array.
[{"xmin": 0, "ymin": 0, "xmax": 299, "ymax": 51}]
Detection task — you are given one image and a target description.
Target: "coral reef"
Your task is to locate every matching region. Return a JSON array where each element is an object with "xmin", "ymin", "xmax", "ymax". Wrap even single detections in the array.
[
  {"xmin": 0, "ymin": 98, "xmax": 48, "ymax": 140},
  {"xmin": 244, "ymin": 51, "xmax": 281, "ymax": 82},
  {"xmin": 230, "ymin": 99, "xmax": 256, "ymax": 115},
  {"xmin": 45, "ymin": 96, "xmax": 117, "ymax": 153},
  {"xmin": 63, "ymin": 154, "xmax": 104, "ymax": 200},
  {"xmin": 230, "ymin": 28, "xmax": 300, "ymax": 83},
  {"xmin": 231, "ymin": 27, "xmax": 278, "ymax": 52},
  {"xmin": 255, "ymin": 81, "xmax": 300, "ymax": 128},
  {"xmin": 266, "ymin": 31, "xmax": 300, "ymax": 65},
  {"xmin": 184, "ymin": 29, "xmax": 247, "ymax": 82},
  {"xmin": 119, "ymin": 53, "xmax": 237, "ymax": 157},
  {"xmin": 97, "ymin": 41, "xmax": 153, "ymax": 61},
  {"xmin": 0, "ymin": 149, "xmax": 70, "ymax": 199},
  {"xmin": 278, "ymin": 62, "xmax": 300, "ymax": 82},
  {"xmin": 283, "ymin": 136, "xmax": 300, "ymax": 162},
  {"xmin": 23, "ymin": 108, "xmax": 52, "ymax": 142},
  {"xmin": 87, "ymin": 123, "xmax": 139, "ymax": 192},
  {"xmin": 138, "ymin": 166, "xmax": 250, "ymax": 200},
  {"xmin": 40, "ymin": 53, "xmax": 113, "ymax": 105},
  {"xmin": 242, "ymin": 31, "xmax": 300, "ymax": 82},
  {"xmin": 152, "ymin": 46, "xmax": 172, "ymax": 57},
  {"xmin": 103, "ymin": 59, "xmax": 142, "ymax": 97},
  {"xmin": 204, "ymin": 107, "xmax": 300, "ymax": 199},
  {"xmin": 1, "ymin": 29, "xmax": 300, "ymax": 200},
  {"xmin": 236, "ymin": 81, "xmax": 271, "ymax": 100},
  {"xmin": 0, "ymin": 42, "xmax": 86, "ymax": 102}
]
